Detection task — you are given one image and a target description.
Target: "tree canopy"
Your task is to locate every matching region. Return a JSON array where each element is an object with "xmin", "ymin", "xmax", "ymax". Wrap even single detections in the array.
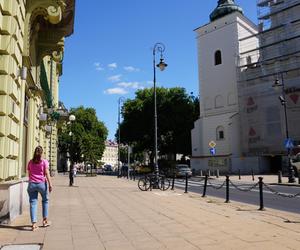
[
  {"xmin": 58, "ymin": 106, "xmax": 108, "ymax": 166},
  {"xmin": 118, "ymin": 87, "xmax": 199, "ymax": 161}
]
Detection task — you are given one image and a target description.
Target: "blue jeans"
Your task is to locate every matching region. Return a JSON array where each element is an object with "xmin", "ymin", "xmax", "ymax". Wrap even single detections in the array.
[{"xmin": 27, "ymin": 182, "xmax": 49, "ymax": 223}]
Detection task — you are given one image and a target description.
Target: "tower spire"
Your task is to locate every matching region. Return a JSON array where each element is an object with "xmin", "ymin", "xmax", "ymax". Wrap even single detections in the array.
[{"xmin": 210, "ymin": 0, "xmax": 243, "ymax": 22}]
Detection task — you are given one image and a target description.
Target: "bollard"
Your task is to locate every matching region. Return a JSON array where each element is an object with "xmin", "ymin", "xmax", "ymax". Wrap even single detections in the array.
[
  {"xmin": 278, "ymin": 171, "xmax": 282, "ymax": 184},
  {"xmin": 208, "ymin": 169, "xmax": 211, "ymax": 177},
  {"xmin": 258, "ymin": 177, "xmax": 264, "ymax": 210},
  {"xmin": 216, "ymin": 169, "xmax": 219, "ymax": 178},
  {"xmin": 238, "ymin": 169, "xmax": 241, "ymax": 180},
  {"xmin": 200, "ymin": 170, "xmax": 203, "ymax": 176},
  {"xmin": 185, "ymin": 173, "xmax": 188, "ymax": 193},
  {"xmin": 202, "ymin": 175, "xmax": 208, "ymax": 197},
  {"xmin": 149, "ymin": 175, "xmax": 153, "ymax": 191},
  {"xmin": 298, "ymin": 171, "xmax": 300, "ymax": 185},
  {"xmin": 251, "ymin": 169, "xmax": 254, "ymax": 181},
  {"xmin": 171, "ymin": 173, "xmax": 175, "ymax": 190},
  {"xmin": 225, "ymin": 175, "xmax": 230, "ymax": 203}
]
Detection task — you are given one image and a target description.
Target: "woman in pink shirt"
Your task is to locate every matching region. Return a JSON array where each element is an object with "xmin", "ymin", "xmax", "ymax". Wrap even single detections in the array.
[{"xmin": 27, "ymin": 146, "xmax": 53, "ymax": 231}]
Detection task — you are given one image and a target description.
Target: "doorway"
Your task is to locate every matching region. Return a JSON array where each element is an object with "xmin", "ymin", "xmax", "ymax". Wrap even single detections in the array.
[{"xmin": 269, "ymin": 155, "xmax": 282, "ymax": 173}]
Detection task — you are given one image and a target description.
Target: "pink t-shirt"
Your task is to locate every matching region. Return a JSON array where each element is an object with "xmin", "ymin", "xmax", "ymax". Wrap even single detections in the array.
[{"xmin": 27, "ymin": 159, "xmax": 49, "ymax": 183}]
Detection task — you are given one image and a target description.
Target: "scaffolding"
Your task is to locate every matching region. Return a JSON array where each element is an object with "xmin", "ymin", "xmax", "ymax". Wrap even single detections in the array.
[{"xmin": 236, "ymin": 0, "xmax": 300, "ymax": 156}]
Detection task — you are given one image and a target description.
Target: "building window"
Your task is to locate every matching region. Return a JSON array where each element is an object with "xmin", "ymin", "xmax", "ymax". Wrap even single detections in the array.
[
  {"xmin": 24, "ymin": 95, "xmax": 29, "ymax": 125},
  {"xmin": 216, "ymin": 126, "xmax": 225, "ymax": 140},
  {"xmin": 204, "ymin": 97, "xmax": 212, "ymax": 110},
  {"xmin": 215, "ymin": 50, "xmax": 222, "ymax": 65},
  {"xmin": 215, "ymin": 95, "xmax": 224, "ymax": 108},
  {"xmin": 228, "ymin": 93, "xmax": 236, "ymax": 106}
]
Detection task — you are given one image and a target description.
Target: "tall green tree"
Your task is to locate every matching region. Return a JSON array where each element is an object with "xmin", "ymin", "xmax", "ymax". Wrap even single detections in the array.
[
  {"xmin": 117, "ymin": 87, "xmax": 199, "ymax": 162},
  {"xmin": 58, "ymin": 106, "xmax": 108, "ymax": 166}
]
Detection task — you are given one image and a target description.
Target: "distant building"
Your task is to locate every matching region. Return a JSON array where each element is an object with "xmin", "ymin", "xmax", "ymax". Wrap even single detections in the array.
[
  {"xmin": 238, "ymin": 0, "xmax": 300, "ymax": 173},
  {"xmin": 191, "ymin": 0, "xmax": 258, "ymax": 173},
  {"xmin": 101, "ymin": 141, "xmax": 118, "ymax": 169},
  {"xmin": 191, "ymin": 0, "xmax": 300, "ymax": 174}
]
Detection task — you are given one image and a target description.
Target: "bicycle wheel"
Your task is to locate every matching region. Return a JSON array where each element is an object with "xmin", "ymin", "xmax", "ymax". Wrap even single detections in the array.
[
  {"xmin": 158, "ymin": 177, "xmax": 170, "ymax": 191},
  {"xmin": 138, "ymin": 177, "xmax": 151, "ymax": 191}
]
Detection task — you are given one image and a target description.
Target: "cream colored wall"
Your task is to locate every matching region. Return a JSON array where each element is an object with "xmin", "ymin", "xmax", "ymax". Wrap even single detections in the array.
[
  {"xmin": 0, "ymin": 0, "xmax": 66, "ymax": 181},
  {"xmin": 0, "ymin": 0, "xmax": 26, "ymax": 181}
]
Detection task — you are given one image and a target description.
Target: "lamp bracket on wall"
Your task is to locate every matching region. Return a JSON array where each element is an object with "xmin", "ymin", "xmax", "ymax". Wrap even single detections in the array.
[{"xmin": 17, "ymin": 66, "xmax": 27, "ymax": 80}]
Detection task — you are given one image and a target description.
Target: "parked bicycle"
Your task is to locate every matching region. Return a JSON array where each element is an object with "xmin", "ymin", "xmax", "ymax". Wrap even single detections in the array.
[{"xmin": 138, "ymin": 173, "xmax": 171, "ymax": 191}]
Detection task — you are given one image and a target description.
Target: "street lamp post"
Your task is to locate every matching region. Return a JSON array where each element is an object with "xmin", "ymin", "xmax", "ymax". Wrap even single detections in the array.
[
  {"xmin": 273, "ymin": 72, "xmax": 295, "ymax": 183},
  {"xmin": 118, "ymin": 97, "xmax": 125, "ymax": 178},
  {"xmin": 153, "ymin": 42, "xmax": 168, "ymax": 184}
]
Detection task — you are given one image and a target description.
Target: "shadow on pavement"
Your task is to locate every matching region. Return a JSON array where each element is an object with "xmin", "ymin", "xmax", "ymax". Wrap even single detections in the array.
[
  {"xmin": 284, "ymin": 220, "xmax": 300, "ymax": 224},
  {"xmin": 54, "ymin": 185, "xmax": 79, "ymax": 188},
  {"xmin": 0, "ymin": 224, "xmax": 32, "ymax": 231}
]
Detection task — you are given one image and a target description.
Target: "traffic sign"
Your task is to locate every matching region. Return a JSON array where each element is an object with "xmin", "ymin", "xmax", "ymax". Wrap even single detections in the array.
[
  {"xmin": 284, "ymin": 138, "xmax": 294, "ymax": 149},
  {"xmin": 209, "ymin": 147, "xmax": 216, "ymax": 155},
  {"xmin": 209, "ymin": 140, "xmax": 216, "ymax": 148}
]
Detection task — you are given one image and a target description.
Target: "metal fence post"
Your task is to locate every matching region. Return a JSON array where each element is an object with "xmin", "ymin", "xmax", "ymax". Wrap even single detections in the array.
[
  {"xmin": 238, "ymin": 169, "xmax": 241, "ymax": 180},
  {"xmin": 171, "ymin": 173, "xmax": 175, "ymax": 190},
  {"xmin": 202, "ymin": 175, "xmax": 208, "ymax": 197},
  {"xmin": 185, "ymin": 173, "xmax": 188, "ymax": 193},
  {"xmin": 258, "ymin": 177, "xmax": 264, "ymax": 211},
  {"xmin": 251, "ymin": 169, "xmax": 254, "ymax": 181},
  {"xmin": 278, "ymin": 171, "xmax": 282, "ymax": 184},
  {"xmin": 225, "ymin": 175, "xmax": 230, "ymax": 203}
]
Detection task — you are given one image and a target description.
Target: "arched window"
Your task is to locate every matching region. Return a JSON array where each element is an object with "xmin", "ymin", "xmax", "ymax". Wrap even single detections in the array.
[
  {"xmin": 216, "ymin": 126, "xmax": 225, "ymax": 140},
  {"xmin": 204, "ymin": 97, "xmax": 212, "ymax": 110},
  {"xmin": 215, "ymin": 50, "xmax": 222, "ymax": 65},
  {"xmin": 215, "ymin": 95, "xmax": 224, "ymax": 108},
  {"xmin": 228, "ymin": 93, "xmax": 236, "ymax": 106}
]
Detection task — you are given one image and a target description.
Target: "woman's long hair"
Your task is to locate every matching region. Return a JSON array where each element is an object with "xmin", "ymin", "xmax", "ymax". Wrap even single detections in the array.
[{"xmin": 32, "ymin": 146, "xmax": 43, "ymax": 163}]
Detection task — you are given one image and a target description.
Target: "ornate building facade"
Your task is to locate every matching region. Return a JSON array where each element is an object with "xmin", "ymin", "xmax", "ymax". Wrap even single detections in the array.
[{"xmin": 0, "ymin": 0, "xmax": 75, "ymax": 222}]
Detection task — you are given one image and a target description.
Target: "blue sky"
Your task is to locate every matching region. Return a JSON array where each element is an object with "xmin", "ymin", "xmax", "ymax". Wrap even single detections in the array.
[{"xmin": 60, "ymin": 0, "xmax": 257, "ymax": 140}]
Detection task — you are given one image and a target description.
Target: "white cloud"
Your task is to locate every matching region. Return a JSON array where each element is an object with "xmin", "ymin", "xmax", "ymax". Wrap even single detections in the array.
[
  {"xmin": 124, "ymin": 66, "xmax": 140, "ymax": 72},
  {"xmin": 117, "ymin": 81, "xmax": 143, "ymax": 89},
  {"xmin": 94, "ymin": 62, "xmax": 104, "ymax": 71},
  {"xmin": 108, "ymin": 63, "xmax": 117, "ymax": 70},
  {"xmin": 108, "ymin": 74, "xmax": 122, "ymax": 82},
  {"xmin": 104, "ymin": 88, "xmax": 128, "ymax": 95}
]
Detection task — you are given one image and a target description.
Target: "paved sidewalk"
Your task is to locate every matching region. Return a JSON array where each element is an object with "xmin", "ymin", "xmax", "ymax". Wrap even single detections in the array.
[{"xmin": 1, "ymin": 175, "xmax": 300, "ymax": 250}]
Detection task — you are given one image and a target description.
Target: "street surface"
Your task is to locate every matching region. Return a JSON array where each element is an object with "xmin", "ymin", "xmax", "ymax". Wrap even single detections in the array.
[
  {"xmin": 174, "ymin": 177, "xmax": 300, "ymax": 214},
  {"xmin": 1, "ymin": 175, "xmax": 300, "ymax": 250}
]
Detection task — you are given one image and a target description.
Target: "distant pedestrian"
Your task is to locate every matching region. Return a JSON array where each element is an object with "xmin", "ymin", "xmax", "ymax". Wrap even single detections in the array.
[
  {"xmin": 73, "ymin": 164, "xmax": 77, "ymax": 177},
  {"xmin": 69, "ymin": 165, "xmax": 74, "ymax": 186},
  {"xmin": 27, "ymin": 146, "xmax": 52, "ymax": 231}
]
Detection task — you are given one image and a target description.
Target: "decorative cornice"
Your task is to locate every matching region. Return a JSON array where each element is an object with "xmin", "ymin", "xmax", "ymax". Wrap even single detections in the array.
[{"xmin": 23, "ymin": 0, "xmax": 75, "ymax": 59}]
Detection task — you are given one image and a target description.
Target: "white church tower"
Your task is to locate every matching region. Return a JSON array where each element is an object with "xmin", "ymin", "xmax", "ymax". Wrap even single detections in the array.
[{"xmin": 191, "ymin": 0, "xmax": 258, "ymax": 173}]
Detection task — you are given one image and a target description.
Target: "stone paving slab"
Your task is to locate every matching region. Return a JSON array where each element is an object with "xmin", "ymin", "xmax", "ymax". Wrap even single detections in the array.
[{"xmin": 0, "ymin": 175, "xmax": 300, "ymax": 250}]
